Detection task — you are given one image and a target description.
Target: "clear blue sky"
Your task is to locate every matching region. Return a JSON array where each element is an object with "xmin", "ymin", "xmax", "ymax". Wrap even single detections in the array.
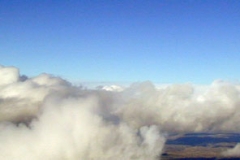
[{"xmin": 1, "ymin": 0, "xmax": 240, "ymax": 84}]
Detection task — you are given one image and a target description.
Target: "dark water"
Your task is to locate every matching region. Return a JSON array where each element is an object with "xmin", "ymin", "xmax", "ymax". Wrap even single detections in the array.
[
  {"xmin": 169, "ymin": 158, "xmax": 240, "ymax": 160},
  {"xmin": 166, "ymin": 133, "xmax": 240, "ymax": 146}
]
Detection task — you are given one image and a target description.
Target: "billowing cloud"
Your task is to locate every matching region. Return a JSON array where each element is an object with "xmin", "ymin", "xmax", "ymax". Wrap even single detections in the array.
[
  {"xmin": 0, "ymin": 65, "xmax": 19, "ymax": 86},
  {"xmin": 0, "ymin": 65, "xmax": 165, "ymax": 160},
  {"xmin": 119, "ymin": 81, "xmax": 240, "ymax": 133},
  {"xmin": 1, "ymin": 65, "xmax": 240, "ymax": 159}
]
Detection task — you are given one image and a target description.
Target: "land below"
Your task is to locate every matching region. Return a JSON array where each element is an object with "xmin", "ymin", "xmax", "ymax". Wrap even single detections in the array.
[{"xmin": 161, "ymin": 133, "xmax": 240, "ymax": 160}]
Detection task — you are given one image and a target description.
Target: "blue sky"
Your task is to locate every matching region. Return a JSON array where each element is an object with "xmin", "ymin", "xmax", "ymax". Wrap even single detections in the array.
[{"xmin": 1, "ymin": 0, "xmax": 240, "ymax": 84}]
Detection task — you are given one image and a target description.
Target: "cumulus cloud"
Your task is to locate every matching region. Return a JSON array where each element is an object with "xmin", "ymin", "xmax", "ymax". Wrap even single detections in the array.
[
  {"xmin": 0, "ymin": 96, "xmax": 165, "ymax": 160},
  {"xmin": 125, "ymin": 81, "xmax": 240, "ymax": 133},
  {"xmin": 1, "ymin": 65, "xmax": 240, "ymax": 158},
  {"xmin": 0, "ymin": 65, "xmax": 165, "ymax": 160},
  {"xmin": 0, "ymin": 65, "xmax": 19, "ymax": 86}
]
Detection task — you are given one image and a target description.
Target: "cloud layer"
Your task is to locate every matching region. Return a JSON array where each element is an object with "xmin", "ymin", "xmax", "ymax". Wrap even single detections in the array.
[
  {"xmin": 0, "ymin": 65, "xmax": 165, "ymax": 160},
  {"xmin": 1, "ymin": 65, "xmax": 240, "ymax": 159}
]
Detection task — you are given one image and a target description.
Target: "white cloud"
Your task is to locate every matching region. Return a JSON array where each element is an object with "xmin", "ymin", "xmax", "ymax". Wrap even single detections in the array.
[
  {"xmin": 0, "ymin": 65, "xmax": 165, "ymax": 160},
  {"xmin": 1, "ymin": 65, "xmax": 240, "ymax": 158},
  {"xmin": 0, "ymin": 65, "xmax": 19, "ymax": 86}
]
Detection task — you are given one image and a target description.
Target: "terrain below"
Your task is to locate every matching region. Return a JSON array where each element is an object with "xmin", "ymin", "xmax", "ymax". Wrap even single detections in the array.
[{"xmin": 161, "ymin": 133, "xmax": 240, "ymax": 160}]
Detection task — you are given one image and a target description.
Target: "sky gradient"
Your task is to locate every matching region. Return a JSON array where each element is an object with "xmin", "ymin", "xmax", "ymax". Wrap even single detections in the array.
[{"xmin": 1, "ymin": 0, "xmax": 240, "ymax": 84}]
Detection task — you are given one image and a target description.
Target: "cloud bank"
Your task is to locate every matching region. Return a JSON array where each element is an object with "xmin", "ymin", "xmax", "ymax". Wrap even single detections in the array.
[
  {"xmin": 0, "ymin": 65, "xmax": 165, "ymax": 160},
  {"xmin": 1, "ymin": 65, "xmax": 240, "ymax": 159}
]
